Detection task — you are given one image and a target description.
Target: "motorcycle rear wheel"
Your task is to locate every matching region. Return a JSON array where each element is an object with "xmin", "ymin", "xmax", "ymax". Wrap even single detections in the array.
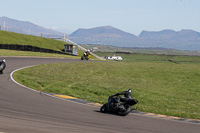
[{"xmin": 100, "ymin": 104, "xmax": 107, "ymax": 113}]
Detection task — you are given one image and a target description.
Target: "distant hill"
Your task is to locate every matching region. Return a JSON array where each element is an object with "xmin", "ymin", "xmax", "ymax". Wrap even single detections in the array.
[
  {"xmin": 139, "ymin": 29, "xmax": 200, "ymax": 50},
  {"xmin": 0, "ymin": 16, "xmax": 64, "ymax": 37},
  {"xmin": 68, "ymin": 27, "xmax": 200, "ymax": 51},
  {"xmin": 140, "ymin": 29, "xmax": 200, "ymax": 41},
  {"xmin": 68, "ymin": 26, "xmax": 140, "ymax": 47},
  {"xmin": 69, "ymin": 26, "xmax": 137, "ymax": 38}
]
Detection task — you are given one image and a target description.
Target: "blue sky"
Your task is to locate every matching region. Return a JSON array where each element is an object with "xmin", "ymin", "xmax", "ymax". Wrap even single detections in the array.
[{"xmin": 0, "ymin": 0, "xmax": 200, "ymax": 35}]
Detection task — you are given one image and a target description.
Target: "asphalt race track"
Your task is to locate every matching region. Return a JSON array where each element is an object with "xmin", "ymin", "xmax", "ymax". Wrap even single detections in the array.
[{"xmin": 0, "ymin": 57, "xmax": 199, "ymax": 133}]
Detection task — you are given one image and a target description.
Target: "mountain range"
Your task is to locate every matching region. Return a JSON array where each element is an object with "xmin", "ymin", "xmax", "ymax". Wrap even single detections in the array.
[
  {"xmin": 1, "ymin": 16, "xmax": 200, "ymax": 51},
  {"xmin": 68, "ymin": 27, "xmax": 200, "ymax": 51}
]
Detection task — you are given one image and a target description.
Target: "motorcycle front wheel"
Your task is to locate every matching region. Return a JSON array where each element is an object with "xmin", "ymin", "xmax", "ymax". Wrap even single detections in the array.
[{"xmin": 118, "ymin": 105, "xmax": 131, "ymax": 116}]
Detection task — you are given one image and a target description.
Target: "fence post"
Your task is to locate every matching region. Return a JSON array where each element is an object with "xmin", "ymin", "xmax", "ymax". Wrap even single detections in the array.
[{"xmin": 3, "ymin": 21, "xmax": 5, "ymax": 30}]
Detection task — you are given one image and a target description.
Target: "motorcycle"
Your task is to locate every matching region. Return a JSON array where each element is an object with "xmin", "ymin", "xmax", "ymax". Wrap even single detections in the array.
[
  {"xmin": 100, "ymin": 95, "xmax": 138, "ymax": 116},
  {"xmin": 81, "ymin": 52, "xmax": 91, "ymax": 60},
  {"xmin": 0, "ymin": 59, "xmax": 6, "ymax": 74}
]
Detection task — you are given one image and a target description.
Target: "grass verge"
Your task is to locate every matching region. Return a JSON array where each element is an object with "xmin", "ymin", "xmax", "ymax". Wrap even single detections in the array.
[
  {"xmin": 96, "ymin": 52, "xmax": 200, "ymax": 64},
  {"xmin": 0, "ymin": 49, "xmax": 80, "ymax": 58}
]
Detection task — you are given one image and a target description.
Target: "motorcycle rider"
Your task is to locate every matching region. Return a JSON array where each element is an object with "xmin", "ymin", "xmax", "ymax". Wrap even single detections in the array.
[
  {"xmin": 0, "ymin": 59, "xmax": 6, "ymax": 74},
  {"xmin": 110, "ymin": 89, "xmax": 138, "ymax": 111},
  {"xmin": 111, "ymin": 89, "xmax": 133, "ymax": 99},
  {"xmin": 84, "ymin": 49, "xmax": 91, "ymax": 57}
]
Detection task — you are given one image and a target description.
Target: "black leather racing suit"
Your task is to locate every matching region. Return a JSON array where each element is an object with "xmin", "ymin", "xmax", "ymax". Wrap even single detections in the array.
[
  {"xmin": 111, "ymin": 90, "xmax": 133, "ymax": 103},
  {"xmin": 0, "ymin": 61, "xmax": 6, "ymax": 74}
]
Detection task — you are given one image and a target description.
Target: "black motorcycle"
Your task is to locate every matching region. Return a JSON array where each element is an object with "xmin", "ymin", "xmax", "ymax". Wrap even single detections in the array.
[
  {"xmin": 100, "ymin": 95, "xmax": 138, "ymax": 116},
  {"xmin": 0, "ymin": 59, "xmax": 6, "ymax": 74}
]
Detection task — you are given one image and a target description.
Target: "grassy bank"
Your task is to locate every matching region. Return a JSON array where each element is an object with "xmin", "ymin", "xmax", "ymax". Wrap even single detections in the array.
[
  {"xmin": 14, "ymin": 62, "xmax": 200, "ymax": 119},
  {"xmin": 0, "ymin": 30, "xmax": 65, "ymax": 52}
]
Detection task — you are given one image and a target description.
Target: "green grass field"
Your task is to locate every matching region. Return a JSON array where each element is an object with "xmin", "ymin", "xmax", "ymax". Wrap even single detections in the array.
[
  {"xmin": 81, "ymin": 44, "xmax": 200, "ymax": 56},
  {"xmin": 96, "ymin": 52, "xmax": 200, "ymax": 64},
  {"xmin": 14, "ymin": 61, "xmax": 200, "ymax": 119}
]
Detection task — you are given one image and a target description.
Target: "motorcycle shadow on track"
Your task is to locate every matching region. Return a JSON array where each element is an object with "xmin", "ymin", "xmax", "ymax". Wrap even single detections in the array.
[{"xmin": 95, "ymin": 109, "xmax": 137, "ymax": 117}]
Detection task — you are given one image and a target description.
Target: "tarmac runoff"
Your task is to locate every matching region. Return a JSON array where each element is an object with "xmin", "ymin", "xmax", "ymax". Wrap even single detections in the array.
[{"xmin": 10, "ymin": 67, "xmax": 200, "ymax": 125}]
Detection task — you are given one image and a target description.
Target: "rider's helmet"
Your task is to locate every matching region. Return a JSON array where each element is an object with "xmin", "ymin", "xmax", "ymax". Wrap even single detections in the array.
[
  {"xmin": 2, "ymin": 59, "xmax": 5, "ymax": 62},
  {"xmin": 127, "ymin": 89, "xmax": 132, "ymax": 93}
]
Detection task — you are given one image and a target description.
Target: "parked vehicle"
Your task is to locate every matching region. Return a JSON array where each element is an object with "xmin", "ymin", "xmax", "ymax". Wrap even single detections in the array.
[
  {"xmin": 0, "ymin": 59, "xmax": 6, "ymax": 74},
  {"xmin": 100, "ymin": 89, "xmax": 138, "ymax": 116},
  {"xmin": 104, "ymin": 55, "xmax": 123, "ymax": 61}
]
